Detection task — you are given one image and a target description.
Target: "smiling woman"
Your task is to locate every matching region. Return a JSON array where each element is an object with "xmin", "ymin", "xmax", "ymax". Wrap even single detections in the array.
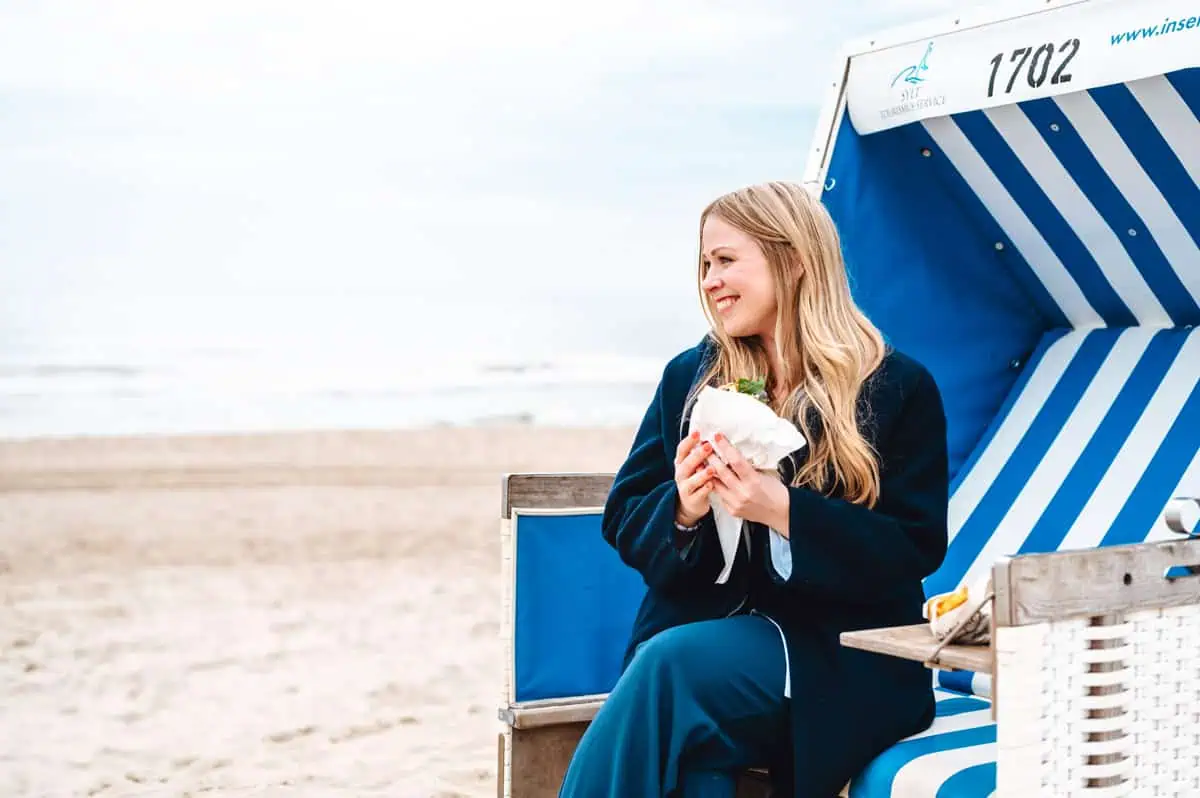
[{"xmin": 556, "ymin": 181, "xmax": 950, "ymax": 798}]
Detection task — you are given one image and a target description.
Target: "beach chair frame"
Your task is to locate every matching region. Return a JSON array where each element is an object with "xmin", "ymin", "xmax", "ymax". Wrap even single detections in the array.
[{"xmin": 497, "ymin": 475, "xmax": 1200, "ymax": 797}]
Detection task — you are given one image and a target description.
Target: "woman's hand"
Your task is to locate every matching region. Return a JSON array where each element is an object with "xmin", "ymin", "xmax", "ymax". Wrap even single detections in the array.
[
  {"xmin": 674, "ymin": 431, "xmax": 716, "ymax": 527},
  {"xmin": 708, "ymin": 433, "xmax": 791, "ymax": 535}
]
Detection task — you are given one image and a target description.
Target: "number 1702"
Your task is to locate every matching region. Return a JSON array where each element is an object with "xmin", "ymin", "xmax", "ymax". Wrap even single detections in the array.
[{"xmin": 987, "ymin": 38, "xmax": 1079, "ymax": 98}]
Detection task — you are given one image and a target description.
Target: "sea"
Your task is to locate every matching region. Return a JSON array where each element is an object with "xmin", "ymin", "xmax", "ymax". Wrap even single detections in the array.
[{"xmin": 0, "ymin": 292, "xmax": 710, "ymax": 439}]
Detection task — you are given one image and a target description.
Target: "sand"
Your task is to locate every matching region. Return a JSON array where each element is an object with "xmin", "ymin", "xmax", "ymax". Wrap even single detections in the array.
[{"xmin": 0, "ymin": 426, "xmax": 636, "ymax": 797}]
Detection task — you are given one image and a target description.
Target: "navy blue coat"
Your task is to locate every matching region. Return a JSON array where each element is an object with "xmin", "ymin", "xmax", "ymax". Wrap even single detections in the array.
[{"xmin": 602, "ymin": 336, "xmax": 950, "ymax": 798}]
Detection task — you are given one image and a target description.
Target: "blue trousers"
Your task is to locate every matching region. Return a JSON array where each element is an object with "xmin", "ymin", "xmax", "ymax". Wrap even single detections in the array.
[{"xmin": 558, "ymin": 614, "xmax": 790, "ymax": 798}]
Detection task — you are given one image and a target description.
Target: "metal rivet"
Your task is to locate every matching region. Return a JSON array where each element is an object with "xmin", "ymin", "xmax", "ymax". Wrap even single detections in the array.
[
  {"xmin": 1010, "ymin": 359, "xmax": 1022, "ymax": 369},
  {"xmin": 995, "ymin": 241, "xmax": 1005, "ymax": 251},
  {"xmin": 920, "ymin": 147, "xmax": 932, "ymax": 157},
  {"xmin": 1128, "ymin": 228, "xmax": 1138, "ymax": 237},
  {"xmin": 1050, "ymin": 123, "xmax": 1060, "ymax": 132}
]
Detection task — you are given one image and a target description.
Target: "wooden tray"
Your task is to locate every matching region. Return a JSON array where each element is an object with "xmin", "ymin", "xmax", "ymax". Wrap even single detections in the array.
[{"xmin": 840, "ymin": 623, "xmax": 992, "ymax": 674}]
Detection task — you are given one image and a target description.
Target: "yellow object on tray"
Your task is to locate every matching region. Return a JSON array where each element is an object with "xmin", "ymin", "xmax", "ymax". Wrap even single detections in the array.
[{"xmin": 922, "ymin": 575, "xmax": 992, "ymax": 645}]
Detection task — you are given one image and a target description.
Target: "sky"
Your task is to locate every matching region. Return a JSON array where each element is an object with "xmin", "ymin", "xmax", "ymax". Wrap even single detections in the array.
[{"xmin": 0, "ymin": 0, "xmax": 971, "ymax": 307}]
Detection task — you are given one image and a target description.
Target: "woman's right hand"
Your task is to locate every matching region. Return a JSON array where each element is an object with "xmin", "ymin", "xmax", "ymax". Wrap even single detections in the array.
[{"xmin": 674, "ymin": 431, "xmax": 716, "ymax": 527}]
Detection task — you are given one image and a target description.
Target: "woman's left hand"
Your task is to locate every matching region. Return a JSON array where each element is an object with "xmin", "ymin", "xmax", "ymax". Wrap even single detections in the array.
[{"xmin": 707, "ymin": 433, "xmax": 791, "ymax": 536}]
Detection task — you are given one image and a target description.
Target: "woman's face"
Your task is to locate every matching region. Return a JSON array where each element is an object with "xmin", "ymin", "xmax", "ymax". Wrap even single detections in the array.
[{"xmin": 700, "ymin": 214, "xmax": 778, "ymax": 340}]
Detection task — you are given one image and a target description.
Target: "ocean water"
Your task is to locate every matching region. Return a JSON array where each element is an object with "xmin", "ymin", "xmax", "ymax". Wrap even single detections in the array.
[{"xmin": 0, "ymin": 293, "xmax": 709, "ymax": 439}]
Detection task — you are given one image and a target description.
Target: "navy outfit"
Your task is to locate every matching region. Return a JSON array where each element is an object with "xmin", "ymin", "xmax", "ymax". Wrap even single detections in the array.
[{"xmin": 558, "ymin": 336, "xmax": 950, "ymax": 798}]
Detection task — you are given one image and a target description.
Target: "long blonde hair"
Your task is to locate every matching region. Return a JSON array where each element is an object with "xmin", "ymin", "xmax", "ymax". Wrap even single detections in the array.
[{"xmin": 690, "ymin": 181, "xmax": 887, "ymax": 507}]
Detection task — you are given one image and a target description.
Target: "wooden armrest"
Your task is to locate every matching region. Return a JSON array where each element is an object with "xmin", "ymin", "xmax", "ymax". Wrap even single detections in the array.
[
  {"xmin": 839, "ymin": 623, "xmax": 993, "ymax": 674},
  {"xmin": 499, "ymin": 695, "xmax": 608, "ymax": 730},
  {"xmin": 502, "ymin": 473, "xmax": 615, "ymax": 518}
]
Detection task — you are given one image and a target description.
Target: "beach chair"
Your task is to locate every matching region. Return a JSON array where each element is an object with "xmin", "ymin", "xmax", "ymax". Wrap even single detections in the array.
[{"xmin": 497, "ymin": 0, "xmax": 1200, "ymax": 794}]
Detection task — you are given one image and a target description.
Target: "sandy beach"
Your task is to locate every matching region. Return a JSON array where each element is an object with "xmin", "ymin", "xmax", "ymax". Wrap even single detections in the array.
[{"xmin": 0, "ymin": 425, "xmax": 635, "ymax": 797}]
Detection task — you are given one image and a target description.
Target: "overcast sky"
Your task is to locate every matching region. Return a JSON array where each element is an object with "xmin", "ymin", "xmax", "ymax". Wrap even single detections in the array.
[{"xmin": 0, "ymin": 0, "xmax": 968, "ymax": 303}]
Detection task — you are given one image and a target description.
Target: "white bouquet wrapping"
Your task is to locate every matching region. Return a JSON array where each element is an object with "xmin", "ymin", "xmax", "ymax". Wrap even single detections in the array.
[{"xmin": 688, "ymin": 381, "xmax": 807, "ymax": 584}]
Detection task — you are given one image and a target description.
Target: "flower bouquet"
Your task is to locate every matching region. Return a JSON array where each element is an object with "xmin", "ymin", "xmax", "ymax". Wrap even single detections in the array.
[{"xmin": 688, "ymin": 377, "xmax": 806, "ymax": 584}]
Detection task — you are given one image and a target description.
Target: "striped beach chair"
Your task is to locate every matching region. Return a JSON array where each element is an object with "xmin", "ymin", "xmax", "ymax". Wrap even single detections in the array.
[
  {"xmin": 498, "ymin": 1, "xmax": 1200, "ymax": 795},
  {"xmin": 841, "ymin": 327, "xmax": 1200, "ymax": 797}
]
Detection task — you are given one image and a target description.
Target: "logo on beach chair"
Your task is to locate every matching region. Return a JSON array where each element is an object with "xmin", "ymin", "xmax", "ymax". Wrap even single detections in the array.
[
  {"xmin": 881, "ymin": 41, "xmax": 945, "ymax": 123},
  {"xmin": 891, "ymin": 41, "xmax": 933, "ymax": 88}
]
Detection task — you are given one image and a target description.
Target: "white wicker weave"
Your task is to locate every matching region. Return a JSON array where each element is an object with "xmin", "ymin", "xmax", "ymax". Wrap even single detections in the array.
[{"xmin": 994, "ymin": 521, "xmax": 1200, "ymax": 797}]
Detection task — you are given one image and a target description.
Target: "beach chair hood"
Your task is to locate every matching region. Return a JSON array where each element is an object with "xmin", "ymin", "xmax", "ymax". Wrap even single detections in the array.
[{"xmin": 806, "ymin": 0, "xmax": 1199, "ymax": 486}]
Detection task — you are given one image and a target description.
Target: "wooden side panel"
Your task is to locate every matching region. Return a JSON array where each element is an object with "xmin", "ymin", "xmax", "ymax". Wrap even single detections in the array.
[
  {"xmin": 507, "ymin": 723, "xmax": 587, "ymax": 798},
  {"xmin": 504, "ymin": 722, "xmax": 772, "ymax": 797}
]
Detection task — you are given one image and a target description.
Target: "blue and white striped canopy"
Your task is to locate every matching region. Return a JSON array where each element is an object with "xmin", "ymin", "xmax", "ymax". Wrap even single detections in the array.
[{"xmin": 822, "ymin": 67, "xmax": 1200, "ymax": 487}]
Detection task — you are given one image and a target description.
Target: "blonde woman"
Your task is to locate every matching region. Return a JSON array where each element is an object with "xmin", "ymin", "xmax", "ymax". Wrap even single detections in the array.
[{"xmin": 558, "ymin": 182, "xmax": 950, "ymax": 798}]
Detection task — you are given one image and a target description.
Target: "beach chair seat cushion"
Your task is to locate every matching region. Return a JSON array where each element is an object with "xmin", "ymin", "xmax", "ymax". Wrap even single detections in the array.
[{"xmin": 845, "ymin": 689, "xmax": 996, "ymax": 798}]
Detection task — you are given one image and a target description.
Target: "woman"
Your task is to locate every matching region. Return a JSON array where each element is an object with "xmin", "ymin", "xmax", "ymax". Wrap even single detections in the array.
[{"xmin": 558, "ymin": 182, "xmax": 949, "ymax": 798}]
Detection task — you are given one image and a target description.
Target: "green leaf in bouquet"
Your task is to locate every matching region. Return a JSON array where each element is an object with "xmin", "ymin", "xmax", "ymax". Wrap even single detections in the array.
[{"xmin": 735, "ymin": 377, "xmax": 769, "ymax": 403}]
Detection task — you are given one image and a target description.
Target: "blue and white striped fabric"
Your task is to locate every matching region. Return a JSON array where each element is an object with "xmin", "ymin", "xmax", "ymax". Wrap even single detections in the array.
[
  {"xmin": 922, "ymin": 73, "xmax": 1200, "ymax": 332},
  {"xmin": 823, "ymin": 67, "xmax": 1200, "ymax": 798},
  {"xmin": 845, "ymin": 689, "xmax": 997, "ymax": 798},
  {"xmin": 929, "ymin": 326, "xmax": 1200, "ymax": 602},
  {"xmin": 842, "ymin": 326, "xmax": 1200, "ymax": 797}
]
